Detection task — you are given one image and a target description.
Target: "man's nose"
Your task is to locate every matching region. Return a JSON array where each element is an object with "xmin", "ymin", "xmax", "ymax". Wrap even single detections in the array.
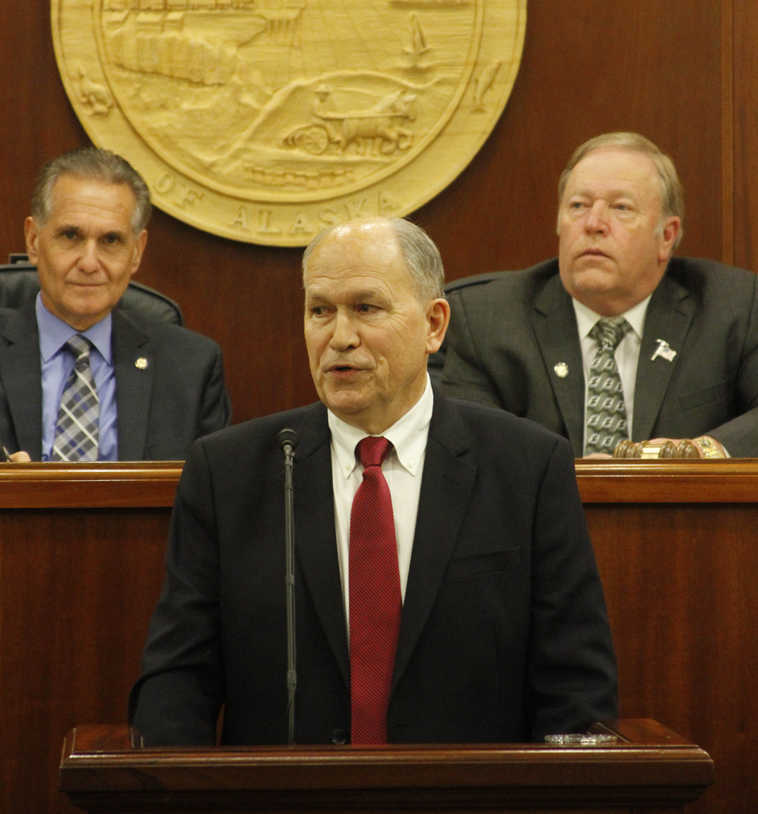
[
  {"xmin": 329, "ymin": 310, "xmax": 359, "ymax": 350},
  {"xmin": 584, "ymin": 201, "xmax": 609, "ymax": 233},
  {"xmin": 77, "ymin": 240, "xmax": 101, "ymax": 272}
]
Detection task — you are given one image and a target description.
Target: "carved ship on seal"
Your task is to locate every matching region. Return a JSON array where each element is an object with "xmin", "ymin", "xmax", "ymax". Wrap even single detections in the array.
[
  {"xmin": 390, "ymin": 0, "xmax": 471, "ymax": 6},
  {"xmin": 104, "ymin": 1, "xmax": 304, "ymax": 10},
  {"xmin": 102, "ymin": 1, "xmax": 305, "ymax": 84}
]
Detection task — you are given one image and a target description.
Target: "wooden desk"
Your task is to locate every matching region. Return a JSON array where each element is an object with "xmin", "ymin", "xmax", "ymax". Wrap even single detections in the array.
[
  {"xmin": 577, "ymin": 459, "xmax": 758, "ymax": 814},
  {"xmin": 0, "ymin": 463, "xmax": 181, "ymax": 814},
  {"xmin": 2, "ymin": 460, "xmax": 756, "ymax": 813}
]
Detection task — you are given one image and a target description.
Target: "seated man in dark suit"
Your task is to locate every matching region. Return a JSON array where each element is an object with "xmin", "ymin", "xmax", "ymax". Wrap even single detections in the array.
[
  {"xmin": 0, "ymin": 146, "xmax": 230, "ymax": 461},
  {"xmin": 436, "ymin": 132, "xmax": 758, "ymax": 458},
  {"xmin": 129, "ymin": 216, "xmax": 616, "ymax": 746}
]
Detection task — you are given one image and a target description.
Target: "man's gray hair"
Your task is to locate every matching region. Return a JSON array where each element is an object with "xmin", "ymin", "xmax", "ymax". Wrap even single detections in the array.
[
  {"xmin": 557, "ymin": 131, "xmax": 684, "ymax": 248},
  {"xmin": 302, "ymin": 217, "xmax": 446, "ymax": 301},
  {"xmin": 31, "ymin": 146, "xmax": 152, "ymax": 234}
]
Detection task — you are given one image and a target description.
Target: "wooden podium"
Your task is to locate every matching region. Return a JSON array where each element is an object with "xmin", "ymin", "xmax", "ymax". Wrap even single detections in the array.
[{"xmin": 59, "ymin": 719, "xmax": 712, "ymax": 813}]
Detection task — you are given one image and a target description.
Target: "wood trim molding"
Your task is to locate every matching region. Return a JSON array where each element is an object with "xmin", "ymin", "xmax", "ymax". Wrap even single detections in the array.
[
  {"xmin": 0, "ymin": 462, "xmax": 182, "ymax": 508},
  {"xmin": 4, "ymin": 459, "xmax": 758, "ymax": 507},
  {"xmin": 575, "ymin": 458, "xmax": 758, "ymax": 502},
  {"xmin": 60, "ymin": 719, "xmax": 713, "ymax": 811}
]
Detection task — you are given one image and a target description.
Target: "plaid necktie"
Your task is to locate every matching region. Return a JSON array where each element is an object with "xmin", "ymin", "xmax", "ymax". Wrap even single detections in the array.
[
  {"xmin": 349, "ymin": 436, "xmax": 401, "ymax": 744},
  {"xmin": 51, "ymin": 335, "xmax": 100, "ymax": 462},
  {"xmin": 584, "ymin": 317, "xmax": 631, "ymax": 455}
]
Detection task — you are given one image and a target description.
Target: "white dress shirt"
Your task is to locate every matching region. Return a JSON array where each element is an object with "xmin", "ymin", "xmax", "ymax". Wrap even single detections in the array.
[{"xmin": 328, "ymin": 375, "xmax": 433, "ymax": 624}]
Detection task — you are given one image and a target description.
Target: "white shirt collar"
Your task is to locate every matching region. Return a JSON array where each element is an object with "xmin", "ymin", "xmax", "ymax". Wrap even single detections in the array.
[
  {"xmin": 572, "ymin": 294, "xmax": 651, "ymax": 341},
  {"xmin": 328, "ymin": 374, "xmax": 434, "ymax": 480}
]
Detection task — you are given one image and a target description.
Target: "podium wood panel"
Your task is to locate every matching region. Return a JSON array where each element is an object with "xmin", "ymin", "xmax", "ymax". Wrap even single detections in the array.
[
  {"xmin": 0, "ymin": 464, "xmax": 180, "ymax": 814},
  {"xmin": 59, "ymin": 719, "xmax": 712, "ymax": 813},
  {"xmin": 576, "ymin": 460, "xmax": 758, "ymax": 814},
  {"xmin": 2, "ymin": 461, "xmax": 756, "ymax": 813}
]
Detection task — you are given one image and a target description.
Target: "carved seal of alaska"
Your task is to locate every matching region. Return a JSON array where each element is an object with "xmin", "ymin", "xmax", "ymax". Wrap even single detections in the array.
[{"xmin": 52, "ymin": 1, "xmax": 526, "ymax": 246}]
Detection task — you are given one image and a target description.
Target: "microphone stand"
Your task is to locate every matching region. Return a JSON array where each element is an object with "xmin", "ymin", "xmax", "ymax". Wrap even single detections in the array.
[{"xmin": 278, "ymin": 428, "xmax": 297, "ymax": 744}]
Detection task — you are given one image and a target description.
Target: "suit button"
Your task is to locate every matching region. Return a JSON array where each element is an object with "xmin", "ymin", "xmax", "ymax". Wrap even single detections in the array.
[{"xmin": 330, "ymin": 729, "xmax": 347, "ymax": 745}]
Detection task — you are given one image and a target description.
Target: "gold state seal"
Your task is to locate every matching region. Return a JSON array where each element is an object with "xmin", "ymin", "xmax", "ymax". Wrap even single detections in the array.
[{"xmin": 52, "ymin": 0, "xmax": 526, "ymax": 246}]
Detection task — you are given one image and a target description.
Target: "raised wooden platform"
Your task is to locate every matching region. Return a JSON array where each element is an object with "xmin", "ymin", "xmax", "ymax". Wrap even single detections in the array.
[{"xmin": 2, "ymin": 460, "xmax": 754, "ymax": 813}]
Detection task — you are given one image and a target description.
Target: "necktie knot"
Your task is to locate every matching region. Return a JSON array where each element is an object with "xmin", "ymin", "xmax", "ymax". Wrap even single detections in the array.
[
  {"xmin": 357, "ymin": 436, "xmax": 391, "ymax": 469},
  {"xmin": 66, "ymin": 334, "xmax": 92, "ymax": 367},
  {"xmin": 590, "ymin": 317, "xmax": 630, "ymax": 352}
]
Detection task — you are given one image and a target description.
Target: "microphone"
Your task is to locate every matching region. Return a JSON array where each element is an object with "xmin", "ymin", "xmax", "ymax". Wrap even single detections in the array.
[
  {"xmin": 277, "ymin": 427, "xmax": 298, "ymax": 744},
  {"xmin": 278, "ymin": 427, "xmax": 297, "ymax": 456}
]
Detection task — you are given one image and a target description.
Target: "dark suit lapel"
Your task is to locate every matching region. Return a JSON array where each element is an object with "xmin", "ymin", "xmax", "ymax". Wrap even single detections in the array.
[
  {"xmin": 632, "ymin": 274, "xmax": 693, "ymax": 440},
  {"xmin": 291, "ymin": 406, "xmax": 350, "ymax": 685},
  {"xmin": 0, "ymin": 305, "xmax": 43, "ymax": 456},
  {"xmin": 392, "ymin": 396, "xmax": 476, "ymax": 692},
  {"xmin": 112, "ymin": 312, "xmax": 153, "ymax": 460},
  {"xmin": 532, "ymin": 277, "xmax": 585, "ymax": 453}
]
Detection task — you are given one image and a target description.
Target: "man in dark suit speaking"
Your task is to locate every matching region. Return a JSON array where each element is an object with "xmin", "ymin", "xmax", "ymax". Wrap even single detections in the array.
[
  {"xmin": 437, "ymin": 132, "xmax": 758, "ymax": 458},
  {"xmin": 0, "ymin": 147, "xmax": 229, "ymax": 461},
  {"xmin": 129, "ymin": 217, "xmax": 617, "ymax": 746}
]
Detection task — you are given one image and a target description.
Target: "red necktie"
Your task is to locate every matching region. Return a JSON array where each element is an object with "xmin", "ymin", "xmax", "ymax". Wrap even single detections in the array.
[{"xmin": 349, "ymin": 436, "xmax": 401, "ymax": 744}]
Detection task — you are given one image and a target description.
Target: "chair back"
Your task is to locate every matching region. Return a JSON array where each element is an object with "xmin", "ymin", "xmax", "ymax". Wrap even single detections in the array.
[
  {"xmin": 429, "ymin": 271, "xmax": 506, "ymax": 383},
  {"xmin": 0, "ymin": 259, "xmax": 184, "ymax": 326}
]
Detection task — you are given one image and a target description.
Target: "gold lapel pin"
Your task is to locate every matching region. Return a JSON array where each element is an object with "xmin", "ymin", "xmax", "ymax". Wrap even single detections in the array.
[
  {"xmin": 135, "ymin": 357, "xmax": 149, "ymax": 370},
  {"xmin": 553, "ymin": 362, "xmax": 569, "ymax": 378}
]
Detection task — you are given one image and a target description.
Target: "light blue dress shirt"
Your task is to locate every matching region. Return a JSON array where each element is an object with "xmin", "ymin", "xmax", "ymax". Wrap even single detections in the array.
[{"xmin": 36, "ymin": 293, "xmax": 118, "ymax": 461}]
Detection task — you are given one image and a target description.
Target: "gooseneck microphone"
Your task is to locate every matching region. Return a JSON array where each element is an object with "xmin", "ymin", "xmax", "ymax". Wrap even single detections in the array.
[{"xmin": 277, "ymin": 428, "xmax": 298, "ymax": 744}]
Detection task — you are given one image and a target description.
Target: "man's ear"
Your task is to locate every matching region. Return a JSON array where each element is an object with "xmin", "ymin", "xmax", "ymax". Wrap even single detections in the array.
[
  {"xmin": 130, "ymin": 229, "xmax": 148, "ymax": 276},
  {"xmin": 24, "ymin": 216, "xmax": 40, "ymax": 263},
  {"xmin": 659, "ymin": 216, "xmax": 681, "ymax": 262},
  {"xmin": 425, "ymin": 297, "xmax": 451, "ymax": 354}
]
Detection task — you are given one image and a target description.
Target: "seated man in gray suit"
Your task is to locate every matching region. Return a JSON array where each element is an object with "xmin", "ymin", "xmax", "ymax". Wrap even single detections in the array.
[
  {"xmin": 0, "ymin": 147, "xmax": 230, "ymax": 461},
  {"xmin": 129, "ymin": 217, "xmax": 616, "ymax": 746},
  {"xmin": 437, "ymin": 132, "xmax": 758, "ymax": 458}
]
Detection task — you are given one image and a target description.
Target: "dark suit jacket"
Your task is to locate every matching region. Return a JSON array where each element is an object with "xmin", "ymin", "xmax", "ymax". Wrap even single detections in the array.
[
  {"xmin": 435, "ymin": 258, "xmax": 758, "ymax": 456},
  {"xmin": 129, "ymin": 395, "xmax": 617, "ymax": 745},
  {"xmin": 0, "ymin": 302, "xmax": 230, "ymax": 460}
]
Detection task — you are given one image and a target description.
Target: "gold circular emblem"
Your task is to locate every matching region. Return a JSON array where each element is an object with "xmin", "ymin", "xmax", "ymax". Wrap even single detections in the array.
[{"xmin": 52, "ymin": 1, "xmax": 526, "ymax": 246}]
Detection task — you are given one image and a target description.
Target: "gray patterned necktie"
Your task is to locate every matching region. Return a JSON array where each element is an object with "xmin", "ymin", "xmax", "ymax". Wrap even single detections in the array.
[
  {"xmin": 584, "ymin": 317, "xmax": 631, "ymax": 455},
  {"xmin": 51, "ymin": 335, "xmax": 100, "ymax": 462}
]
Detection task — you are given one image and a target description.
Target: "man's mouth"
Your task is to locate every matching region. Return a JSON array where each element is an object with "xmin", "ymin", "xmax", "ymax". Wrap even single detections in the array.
[{"xmin": 327, "ymin": 363, "xmax": 360, "ymax": 373}]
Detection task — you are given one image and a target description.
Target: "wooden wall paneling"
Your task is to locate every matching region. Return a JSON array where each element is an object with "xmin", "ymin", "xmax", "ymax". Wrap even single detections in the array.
[
  {"xmin": 732, "ymin": 0, "xmax": 758, "ymax": 269},
  {"xmin": 140, "ymin": 221, "xmax": 314, "ymax": 420},
  {"xmin": 417, "ymin": 0, "xmax": 726, "ymax": 280},
  {"xmin": 0, "ymin": 2, "xmax": 85, "ymax": 254},
  {"xmin": 720, "ymin": 0, "xmax": 735, "ymax": 265},
  {"xmin": 0, "ymin": 1, "xmax": 737, "ymax": 425}
]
